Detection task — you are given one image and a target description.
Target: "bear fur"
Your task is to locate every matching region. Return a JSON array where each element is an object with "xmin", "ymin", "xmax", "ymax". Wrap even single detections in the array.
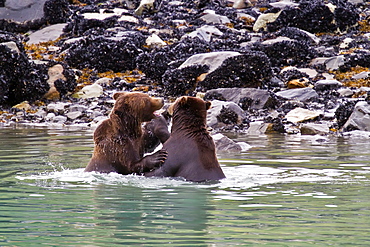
[
  {"xmin": 145, "ymin": 96, "xmax": 226, "ymax": 182},
  {"xmin": 85, "ymin": 92, "xmax": 170, "ymax": 174}
]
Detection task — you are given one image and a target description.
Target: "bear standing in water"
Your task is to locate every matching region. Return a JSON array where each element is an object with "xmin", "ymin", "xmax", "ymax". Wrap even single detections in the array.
[
  {"xmin": 145, "ymin": 96, "xmax": 226, "ymax": 182},
  {"xmin": 85, "ymin": 92, "xmax": 169, "ymax": 174}
]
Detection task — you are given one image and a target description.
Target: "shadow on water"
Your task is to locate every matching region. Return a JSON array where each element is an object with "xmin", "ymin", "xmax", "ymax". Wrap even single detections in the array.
[{"xmin": 1, "ymin": 126, "xmax": 370, "ymax": 245}]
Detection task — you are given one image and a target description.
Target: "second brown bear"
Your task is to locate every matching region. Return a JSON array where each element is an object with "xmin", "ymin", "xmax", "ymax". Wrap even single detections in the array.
[{"xmin": 145, "ymin": 96, "xmax": 226, "ymax": 182}]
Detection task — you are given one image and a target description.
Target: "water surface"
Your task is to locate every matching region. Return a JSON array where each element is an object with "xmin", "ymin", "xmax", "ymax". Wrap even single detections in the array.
[{"xmin": 1, "ymin": 127, "xmax": 370, "ymax": 246}]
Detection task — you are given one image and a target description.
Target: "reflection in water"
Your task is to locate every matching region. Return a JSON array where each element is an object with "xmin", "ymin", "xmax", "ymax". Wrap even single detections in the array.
[{"xmin": 1, "ymin": 127, "xmax": 370, "ymax": 245}]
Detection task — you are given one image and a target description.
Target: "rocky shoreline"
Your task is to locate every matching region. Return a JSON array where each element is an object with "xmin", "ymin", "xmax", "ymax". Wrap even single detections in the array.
[{"xmin": 2, "ymin": 0, "xmax": 370, "ymax": 139}]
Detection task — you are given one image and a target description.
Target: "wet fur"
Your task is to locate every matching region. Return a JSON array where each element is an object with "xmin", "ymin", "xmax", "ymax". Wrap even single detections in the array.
[
  {"xmin": 85, "ymin": 92, "xmax": 169, "ymax": 174},
  {"xmin": 145, "ymin": 96, "xmax": 225, "ymax": 182}
]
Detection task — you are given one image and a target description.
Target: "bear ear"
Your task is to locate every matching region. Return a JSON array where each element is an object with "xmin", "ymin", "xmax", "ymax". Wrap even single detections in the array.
[
  {"xmin": 177, "ymin": 96, "xmax": 188, "ymax": 106},
  {"xmin": 113, "ymin": 92, "xmax": 127, "ymax": 100},
  {"xmin": 205, "ymin": 101, "xmax": 211, "ymax": 110}
]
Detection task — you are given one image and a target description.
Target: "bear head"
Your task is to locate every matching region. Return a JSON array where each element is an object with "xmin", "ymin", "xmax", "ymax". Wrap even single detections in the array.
[
  {"xmin": 112, "ymin": 92, "xmax": 164, "ymax": 122},
  {"xmin": 169, "ymin": 96, "xmax": 211, "ymax": 124}
]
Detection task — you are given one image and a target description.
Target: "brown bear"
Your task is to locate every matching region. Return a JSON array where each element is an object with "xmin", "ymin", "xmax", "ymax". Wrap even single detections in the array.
[
  {"xmin": 84, "ymin": 92, "xmax": 170, "ymax": 174},
  {"xmin": 145, "ymin": 96, "xmax": 226, "ymax": 182}
]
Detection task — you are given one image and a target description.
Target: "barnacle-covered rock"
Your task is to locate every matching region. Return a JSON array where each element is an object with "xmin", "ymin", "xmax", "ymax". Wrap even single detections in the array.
[
  {"xmin": 198, "ymin": 51, "xmax": 272, "ymax": 90},
  {"xmin": 64, "ymin": 33, "xmax": 145, "ymax": 72}
]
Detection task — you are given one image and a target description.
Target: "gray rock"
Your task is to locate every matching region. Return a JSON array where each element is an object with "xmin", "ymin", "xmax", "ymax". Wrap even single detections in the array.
[
  {"xmin": 276, "ymin": 87, "xmax": 318, "ymax": 102},
  {"xmin": 352, "ymin": 71, "xmax": 370, "ymax": 80},
  {"xmin": 27, "ymin": 23, "xmax": 67, "ymax": 45},
  {"xmin": 338, "ymin": 88, "xmax": 354, "ymax": 97},
  {"xmin": 47, "ymin": 102, "xmax": 70, "ymax": 112},
  {"xmin": 253, "ymin": 11, "xmax": 281, "ymax": 32},
  {"xmin": 135, "ymin": 0, "xmax": 154, "ymax": 15},
  {"xmin": 178, "ymin": 51, "xmax": 241, "ymax": 74},
  {"xmin": 1, "ymin": 41, "xmax": 20, "ymax": 53},
  {"xmin": 205, "ymin": 88, "xmax": 275, "ymax": 110},
  {"xmin": 53, "ymin": 115, "xmax": 67, "ymax": 123},
  {"xmin": 300, "ymin": 123, "xmax": 330, "ymax": 135},
  {"xmin": 200, "ymin": 10, "xmax": 231, "ymax": 24},
  {"xmin": 0, "ymin": 0, "xmax": 47, "ymax": 22},
  {"xmin": 285, "ymin": 107, "xmax": 321, "ymax": 123},
  {"xmin": 325, "ymin": 56, "xmax": 345, "ymax": 70},
  {"xmin": 314, "ymin": 79, "xmax": 342, "ymax": 91},
  {"xmin": 212, "ymin": 133, "xmax": 251, "ymax": 152},
  {"xmin": 182, "ymin": 25, "xmax": 223, "ymax": 42},
  {"xmin": 207, "ymin": 100, "xmax": 245, "ymax": 128},
  {"xmin": 343, "ymin": 101, "xmax": 370, "ymax": 131},
  {"xmin": 66, "ymin": 111, "xmax": 82, "ymax": 120},
  {"xmin": 245, "ymin": 121, "xmax": 271, "ymax": 135},
  {"xmin": 69, "ymin": 104, "xmax": 88, "ymax": 112}
]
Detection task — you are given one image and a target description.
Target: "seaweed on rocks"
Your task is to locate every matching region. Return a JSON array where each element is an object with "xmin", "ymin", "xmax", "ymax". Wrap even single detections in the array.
[
  {"xmin": 198, "ymin": 51, "xmax": 272, "ymax": 90},
  {"xmin": 162, "ymin": 64, "xmax": 209, "ymax": 96},
  {"xmin": 43, "ymin": 0, "xmax": 70, "ymax": 25},
  {"xmin": 0, "ymin": 44, "xmax": 49, "ymax": 106},
  {"xmin": 137, "ymin": 37, "xmax": 212, "ymax": 82},
  {"xmin": 254, "ymin": 40, "xmax": 317, "ymax": 68},
  {"xmin": 279, "ymin": 69, "xmax": 310, "ymax": 82},
  {"xmin": 217, "ymin": 107, "xmax": 238, "ymax": 125},
  {"xmin": 335, "ymin": 100, "xmax": 356, "ymax": 129},
  {"xmin": 266, "ymin": 0, "xmax": 359, "ymax": 34},
  {"xmin": 64, "ymin": 33, "xmax": 145, "ymax": 72}
]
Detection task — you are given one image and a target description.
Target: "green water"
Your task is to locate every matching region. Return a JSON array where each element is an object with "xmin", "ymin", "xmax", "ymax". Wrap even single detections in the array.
[{"xmin": 0, "ymin": 127, "xmax": 370, "ymax": 246}]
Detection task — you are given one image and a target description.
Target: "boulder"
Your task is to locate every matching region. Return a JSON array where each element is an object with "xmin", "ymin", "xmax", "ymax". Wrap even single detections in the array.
[
  {"xmin": 276, "ymin": 88, "xmax": 318, "ymax": 102},
  {"xmin": 285, "ymin": 107, "xmax": 321, "ymax": 123},
  {"xmin": 300, "ymin": 123, "xmax": 330, "ymax": 135},
  {"xmin": 212, "ymin": 133, "xmax": 251, "ymax": 153},
  {"xmin": 207, "ymin": 100, "xmax": 245, "ymax": 128},
  {"xmin": 26, "ymin": 23, "xmax": 67, "ymax": 45},
  {"xmin": 343, "ymin": 101, "xmax": 370, "ymax": 131},
  {"xmin": 205, "ymin": 88, "xmax": 275, "ymax": 110}
]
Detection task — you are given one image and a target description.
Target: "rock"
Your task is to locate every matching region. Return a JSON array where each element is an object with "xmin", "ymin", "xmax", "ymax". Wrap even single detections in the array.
[
  {"xmin": 53, "ymin": 115, "xmax": 67, "ymax": 123},
  {"xmin": 269, "ymin": 0, "xmax": 300, "ymax": 9},
  {"xmin": 245, "ymin": 121, "xmax": 272, "ymax": 135},
  {"xmin": 352, "ymin": 71, "xmax": 370, "ymax": 80},
  {"xmin": 285, "ymin": 107, "xmax": 321, "ymax": 123},
  {"xmin": 232, "ymin": 0, "xmax": 250, "ymax": 9},
  {"xmin": 253, "ymin": 11, "xmax": 281, "ymax": 32},
  {"xmin": 135, "ymin": 0, "xmax": 155, "ymax": 15},
  {"xmin": 26, "ymin": 23, "xmax": 67, "ymax": 45},
  {"xmin": 324, "ymin": 56, "xmax": 345, "ymax": 70},
  {"xmin": 338, "ymin": 88, "xmax": 354, "ymax": 97},
  {"xmin": 0, "ymin": 38, "xmax": 49, "ymax": 105},
  {"xmin": 145, "ymin": 33, "xmax": 166, "ymax": 48},
  {"xmin": 12, "ymin": 101, "xmax": 31, "ymax": 111},
  {"xmin": 72, "ymin": 83, "xmax": 103, "ymax": 99},
  {"xmin": 212, "ymin": 133, "xmax": 250, "ymax": 152},
  {"xmin": 205, "ymin": 88, "xmax": 275, "ymax": 110},
  {"xmin": 47, "ymin": 102, "xmax": 70, "ymax": 113},
  {"xmin": 207, "ymin": 100, "xmax": 245, "ymax": 128},
  {"xmin": 69, "ymin": 104, "xmax": 87, "ymax": 112},
  {"xmin": 200, "ymin": 10, "xmax": 231, "ymax": 24},
  {"xmin": 178, "ymin": 51, "xmax": 241, "ymax": 74},
  {"xmin": 0, "ymin": 0, "xmax": 47, "ymax": 23},
  {"xmin": 1, "ymin": 41, "xmax": 19, "ymax": 53},
  {"xmin": 64, "ymin": 34, "xmax": 144, "ymax": 72},
  {"xmin": 44, "ymin": 64, "xmax": 66, "ymax": 100},
  {"xmin": 66, "ymin": 111, "xmax": 82, "ymax": 120},
  {"xmin": 280, "ymin": 66, "xmax": 318, "ymax": 78},
  {"xmin": 300, "ymin": 123, "xmax": 330, "ymax": 135},
  {"xmin": 314, "ymin": 79, "xmax": 342, "ymax": 91},
  {"xmin": 266, "ymin": 0, "xmax": 359, "ymax": 33},
  {"xmin": 276, "ymin": 88, "xmax": 318, "ymax": 102},
  {"xmin": 343, "ymin": 101, "xmax": 370, "ymax": 131},
  {"xmin": 182, "ymin": 25, "xmax": 223, "ymax": 42},
  {"xmin": 199, "ymin": 51, "xmax": 273, "ymax": 90}
]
